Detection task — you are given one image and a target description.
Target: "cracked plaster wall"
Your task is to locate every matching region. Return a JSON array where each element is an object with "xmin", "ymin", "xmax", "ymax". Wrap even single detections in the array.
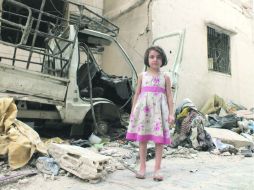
[
  {"xmin": 151, "ymin": 0, "xmax": 254, "ymax": 109},
  {"xmin": 104, "ymin": 0, "xmax": 254, "ymax": 109}
]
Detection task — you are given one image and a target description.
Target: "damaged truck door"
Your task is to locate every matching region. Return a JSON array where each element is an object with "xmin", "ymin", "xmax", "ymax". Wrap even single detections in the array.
[{"xmin": 0, "ymin": 0, "xmax": 137, "ymax": 138}]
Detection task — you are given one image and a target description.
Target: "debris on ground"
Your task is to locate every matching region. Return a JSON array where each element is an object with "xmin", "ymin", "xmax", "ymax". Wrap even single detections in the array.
[
  {"xmin": 171, "ymin": 98, "xmax": 215, "ymax": 151},
  {"xmin": 0, "ymin": 98, "xmax": 48, "ymax": 169},
  {"xmin": 164, "ymin": 146, "xmax": 199, "ymax": 159},
  {"xmin": 35, "ymin": 157, "xmax": 60, "ymax": 176},
  {"xmin": 205, "ymin": 127, "xmax": 253, "ymax": 148},
  {"xmin": 0, "ymin": 168, "xmax": 37, "ymax": 186},
  {"xmin": 211, "ymin": 138, "xmax": 238, "ymax": 155},
  {"xmin": 48, "ymin": 143, "xmax": 110, "ymax": 181},
  {"xmin": 0, "ymin": 95, "xmax": 254, "ymax": 190}
]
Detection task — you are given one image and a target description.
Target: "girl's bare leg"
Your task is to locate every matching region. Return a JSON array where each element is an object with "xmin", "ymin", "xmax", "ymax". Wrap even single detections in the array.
[
  {"xmin": 154, "ymin": 143, "xmax": 164, "ymax": 181},
  {"xmin": 139, "ymin": 141, "xmax": 147, "ymax": 174},
  {"xmin": 154, "ymin": 143, "xmax": 163, "ymax": 171}
]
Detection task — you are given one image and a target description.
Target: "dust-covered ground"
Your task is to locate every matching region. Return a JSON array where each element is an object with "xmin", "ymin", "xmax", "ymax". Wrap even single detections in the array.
[{"xmin": 1, "ymin": 151, "xmax": 254, "ymax": 190}]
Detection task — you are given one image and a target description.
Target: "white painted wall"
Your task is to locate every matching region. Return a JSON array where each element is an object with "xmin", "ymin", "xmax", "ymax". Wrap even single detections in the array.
[
  {"xmin": 104, "ymin": 0, "xmax": 254, "ymax": 109},
  {"xmin": 151, "ymin": 0, "xmax": 254, "ymax": 109}
]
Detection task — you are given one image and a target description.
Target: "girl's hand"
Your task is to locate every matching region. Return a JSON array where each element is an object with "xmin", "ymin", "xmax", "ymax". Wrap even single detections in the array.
[{"xmin": 168, "ymin": 115, "xmax": 175, "ymax": 124}]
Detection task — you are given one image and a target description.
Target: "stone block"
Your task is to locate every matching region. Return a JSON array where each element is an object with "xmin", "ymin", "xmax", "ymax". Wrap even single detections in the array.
[
  {"xmin": 48, "ymin": 143, "xmax": 110, "ymax": 180},
  {"xmin": 205, "ymin": 127, "xmax": 253, "ymax": 148}
]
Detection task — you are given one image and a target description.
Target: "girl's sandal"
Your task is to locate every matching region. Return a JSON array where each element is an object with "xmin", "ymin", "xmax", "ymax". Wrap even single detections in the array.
[
  {"xmin": 135, "ymin": 172, "xmax": 146, "ymax": 179},
  {"xmin": 153, "ymin": 171, "xmax": 163, "ymax": 181}
]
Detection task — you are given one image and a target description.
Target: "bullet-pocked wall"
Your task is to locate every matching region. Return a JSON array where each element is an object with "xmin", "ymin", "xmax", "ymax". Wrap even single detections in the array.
[{"xmin": 104, "ymin": 0, "xmax": 254, "ymax": 109}]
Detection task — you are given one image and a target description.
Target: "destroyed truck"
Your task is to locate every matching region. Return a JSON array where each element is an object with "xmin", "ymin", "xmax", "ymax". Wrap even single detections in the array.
[{"xmin": 0, "ymin": 0, "xmax": 137, "ymax": 138}]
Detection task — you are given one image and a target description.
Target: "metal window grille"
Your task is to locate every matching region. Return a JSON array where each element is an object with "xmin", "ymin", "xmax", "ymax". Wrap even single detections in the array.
[{"xmin": 207, "ymin": 26, "xmax": 231, "ymax": 74}]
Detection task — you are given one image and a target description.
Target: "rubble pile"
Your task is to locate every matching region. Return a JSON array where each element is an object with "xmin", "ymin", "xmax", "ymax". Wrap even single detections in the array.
[
  {"xmin": 171, "ymin": 95, "xmax": 254, "ymax": 157},
  {"xmin": 1, "ymin": 95, "xmax": 254, "ymax": 189}
]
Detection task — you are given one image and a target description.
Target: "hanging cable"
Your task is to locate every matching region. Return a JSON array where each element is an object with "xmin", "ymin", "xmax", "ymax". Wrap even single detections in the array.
[{"xmin": 79, "ymin": 44, "xmax": 98, "ymax": 133}]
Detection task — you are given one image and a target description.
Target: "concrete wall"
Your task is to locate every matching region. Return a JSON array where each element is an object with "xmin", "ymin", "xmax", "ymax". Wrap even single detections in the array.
[
  {"xmin": 104, "ymin": 0, "xmax": 254, "ymax": 109},
  {"xmin": 73, "ymin": 0, "xmax": 103, "ymax": 14},
  {"xmin": 103, "ymin": 0, "xmax": 151, "ymax": 73},
  {"xmin": 151, "ymin": 0, "xmax": 254, "ymax": 109}
]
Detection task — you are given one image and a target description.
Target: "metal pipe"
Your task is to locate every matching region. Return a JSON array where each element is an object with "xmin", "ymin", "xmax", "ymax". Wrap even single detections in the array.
[{"xmin": 27, "ymin": 0, "xmax": 46, "ymax": 69}]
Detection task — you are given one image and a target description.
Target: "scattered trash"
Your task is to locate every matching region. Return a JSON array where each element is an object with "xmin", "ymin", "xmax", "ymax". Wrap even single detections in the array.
[
  {"xmin": 0, "ymin": 170, "xmax": 37, "ymax": 185},
  {"xmin": 226, "ymin": 100, "xmax": 247, "ymax": 113},
  {"xmin": 164, "ymin": 146, "xmax": 198, "ymax": 159},
  {"xmin": 207, "ymin": 114, "xmax": 239, "ymax": 130},
  {"xmin": 100, "ymin": 149, "xmax": 118, "ymax": 156},
  {"xmin": 36, "ymin": 157, "xmax": 60, "ymax": 176},
  {"xmin": 70, "ymin": 139, "xmax": 91, "ymax": 148},
  {"xmin": 234, "ymin": 110, "xmax": 254, "ymax": 120},
  {"xmin": 189, "ymin": 169, "xmax": 198, "ymax": 173},
  {"xmin": 88, "ymin": 133, "xmax": 102, "ymax": 144},
  {"xmin": 0, "ymin": 161, "xmax": 4, "ymax": 166},
  {"xmin": 18, "ymin": 178, "xmax": 29, "ymax": 185},
  {"xmin": 212, "ymin": 138, "xmax": 238, "ymax": 155},
  {"xmin": 240, "ymin": 148, "xmax": 253, "ymax": 157},
  {"xmin": 44, "ymin": 137, "xmax": 65, "ymax": 146},
  {"xmin": 200, "ymin": 95, "xmax": 227, "ymax": 115},
  {"xmin": 0, "ymin": 98, "xmax": 48, "ymax": 170},
  {"xmin": 171, "ymin": 99, "xmax": 214, "ymax": 151}
]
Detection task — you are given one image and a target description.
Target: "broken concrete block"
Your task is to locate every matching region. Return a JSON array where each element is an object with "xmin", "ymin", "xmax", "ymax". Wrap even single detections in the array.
[
  {"xmin": 205, "ymin": 127, "xmax": 253, "ymax": 148},
  {"xmin": 48, "ymin": 143, "xmax": 110, "ymax": 180}
]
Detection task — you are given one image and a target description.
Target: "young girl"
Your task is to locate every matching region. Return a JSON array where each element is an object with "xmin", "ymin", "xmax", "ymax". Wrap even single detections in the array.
[{"xmin": 126, "ymin": 46, "xmax": 174, "ymax": 181}]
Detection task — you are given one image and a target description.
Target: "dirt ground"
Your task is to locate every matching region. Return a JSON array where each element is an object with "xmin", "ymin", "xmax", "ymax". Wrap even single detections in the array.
[{"xmin": 1, "ymin": 151, "xmax": 254, "ymax": 190}]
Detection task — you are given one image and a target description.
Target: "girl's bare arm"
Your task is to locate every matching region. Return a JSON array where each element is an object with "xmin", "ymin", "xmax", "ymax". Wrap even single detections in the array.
[
  {"xmin": 131, "ymin": 73, "xmax": 143, "ymax": 114},
  {"xmin": 165, "ymin": 75, "xmax": 174, "ymax": 116}
]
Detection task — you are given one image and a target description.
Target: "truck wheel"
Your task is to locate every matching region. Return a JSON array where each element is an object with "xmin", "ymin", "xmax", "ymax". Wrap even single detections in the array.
[{"xmin": 95, "ymin": 120, "xmax": 109, "ymax": 136}]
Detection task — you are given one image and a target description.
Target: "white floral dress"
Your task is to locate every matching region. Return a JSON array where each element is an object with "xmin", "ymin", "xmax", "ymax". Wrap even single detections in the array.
[{"xmin": 126, "ymin": 71, "xmax": 171, "ymax": 144}]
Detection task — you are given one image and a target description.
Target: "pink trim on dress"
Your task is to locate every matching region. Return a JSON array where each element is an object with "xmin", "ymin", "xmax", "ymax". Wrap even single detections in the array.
[
  {"xmin": 141, "ymin": 86, "xmax": 166, "ymax": 93},
  {"xmin": 126, "ymin": 132, "xmax": 172, "ymax": 145}
]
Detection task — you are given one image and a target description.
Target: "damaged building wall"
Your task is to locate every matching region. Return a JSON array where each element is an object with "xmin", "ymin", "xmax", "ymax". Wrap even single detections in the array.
[
  {"xmin": 104, "ymin": 0, "xmax": 254, "ymax": 109},
  {"xmin": 103, "ymin": 0, "xmax": 151, "ymax": 73},
  {"xmin": 151, "ymin": 0, "xmax": 254, "ymax": 109}
]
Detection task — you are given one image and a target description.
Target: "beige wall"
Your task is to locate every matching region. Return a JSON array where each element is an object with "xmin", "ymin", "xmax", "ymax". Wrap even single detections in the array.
[
  {"xmin": 74, "ymin": 0, "xmax": 103, "ymax": 14},
  {"xmin": 68, "ymin": 0, "xmax": 103, "ymax": 19},
  {"xmin": 151, "ymin": 0, "xmax": 254, "ymax": 109},
  {"xmin": 82, "ymin": 0, "xmax": 103, "ymax": 14},
  {"xmin": 104, "ymin": 0, "xmax": 254, "ymax": 109},
  {"xmin": 103, "ymin": 0, "xmax": 151, "ymax": 73}
]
